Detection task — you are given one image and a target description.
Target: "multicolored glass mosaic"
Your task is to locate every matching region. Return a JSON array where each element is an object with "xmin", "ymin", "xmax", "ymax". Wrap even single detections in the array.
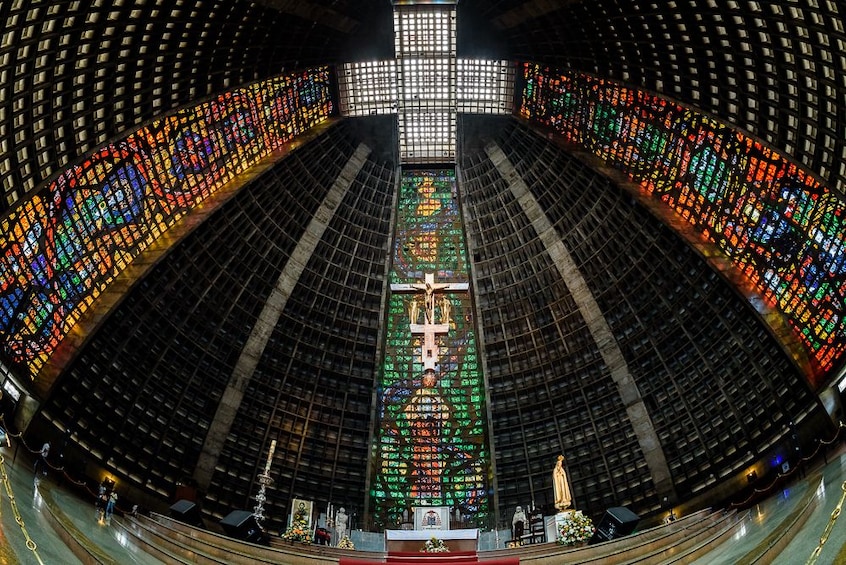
[
  {"xmin": 519, "ymin": 63, "xmax": 846, "ymax": 386},
  {"xmin": 371, "ymin": 170, "xmax": 490, "ymax": 529},
  {"xmin": 0, "ymin": 68, "xmax": 334, "ymax": 379}
]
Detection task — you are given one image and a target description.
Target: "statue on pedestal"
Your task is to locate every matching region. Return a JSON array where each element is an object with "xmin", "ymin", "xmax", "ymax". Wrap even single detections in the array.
[
  {"xmin": 553, "ymin": 455, "xmax": 573, "ymax": 512},
  {"xmin": 511, "ymin": 505, "xmax": 527, "ymax": 542},
  {"xmin": 335, "ymin": 507, "xmax": 348, "ymax": 544}
]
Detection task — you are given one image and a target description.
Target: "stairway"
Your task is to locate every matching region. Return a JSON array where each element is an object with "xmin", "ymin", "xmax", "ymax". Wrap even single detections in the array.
[
  {"xmin": 81, "ymin": 499, "xmax": 817, "ymax": 565},
  {"xmin": 340, "ymin": 550, "xmax": 520, "ymax": 565},
  {"xmin": 494, "ymin": 508, "xmax": 742, "ymax": 564}
]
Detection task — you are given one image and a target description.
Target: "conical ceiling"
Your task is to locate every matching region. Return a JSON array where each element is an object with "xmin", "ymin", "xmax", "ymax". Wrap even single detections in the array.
[
  {"xmin": 1, "ymin": 0, "xmax": 843, "ymax": 533},
  {"xmin": 2, "ymin": 2, "xmax": 842, "ymax": 208}
]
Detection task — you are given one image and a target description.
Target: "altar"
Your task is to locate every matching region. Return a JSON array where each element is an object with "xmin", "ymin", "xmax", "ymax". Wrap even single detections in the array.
[{"xmin": 385, "ymin": 529, "xmax": 479, "ymax": 553}]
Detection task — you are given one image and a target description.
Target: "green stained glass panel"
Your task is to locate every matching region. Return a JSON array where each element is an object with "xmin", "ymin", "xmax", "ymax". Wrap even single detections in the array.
[{"xmin": 371, "ymin": 169, "xmax": 490, "ymax": 530}]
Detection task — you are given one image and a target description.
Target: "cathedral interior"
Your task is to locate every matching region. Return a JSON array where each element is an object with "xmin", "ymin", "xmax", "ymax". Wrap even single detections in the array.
[{"xmin": 1, "ymin": 0, "xmax": 846, "ymax": 539}]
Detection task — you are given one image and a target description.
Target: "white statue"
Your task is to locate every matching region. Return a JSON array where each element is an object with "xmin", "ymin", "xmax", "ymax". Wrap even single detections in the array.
[
  {"xmin": 335, "ymin": 507, "xmax": 348, "ymax": 543},
  {"xmin": 512, "ymin": 505, "xmax": 527, "ymax": 540}
]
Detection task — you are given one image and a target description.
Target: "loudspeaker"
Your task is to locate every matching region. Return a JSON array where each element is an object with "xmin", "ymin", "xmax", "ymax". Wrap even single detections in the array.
[
  {"xmin": 169, "ymin": 499, "xmax": 203, "ymax": 526},
  {"xmin": 220, "ymin": 510, "xmax": 268, "ymax": 545},
  {"xmin": 589, "ymin": 506, "xmax": 640, "ymax": 544}
]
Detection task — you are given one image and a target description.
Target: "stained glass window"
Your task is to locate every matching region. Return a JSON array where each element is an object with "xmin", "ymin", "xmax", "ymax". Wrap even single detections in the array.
[
  {"xmin": 519, "ymin": 63, "xmax": 845, "ymax": 385},
  {"xmin": 370, "ymin": 169, "xmax": 490, "ymax": 529},
  {"xmin": 0, "ymin": 68, "xmax": 334, "ymax": 379}
]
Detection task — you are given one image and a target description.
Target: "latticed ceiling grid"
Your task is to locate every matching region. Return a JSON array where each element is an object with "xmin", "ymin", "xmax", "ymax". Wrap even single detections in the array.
[{"xmin": 0, "ymin": 0, "xmax": 843, "ymax": 532}]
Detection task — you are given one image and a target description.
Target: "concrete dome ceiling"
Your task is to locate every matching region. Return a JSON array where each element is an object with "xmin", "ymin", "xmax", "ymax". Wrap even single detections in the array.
[{"xmin": 1, "ymin": 0, "xmax": 843, "ymax": 532}]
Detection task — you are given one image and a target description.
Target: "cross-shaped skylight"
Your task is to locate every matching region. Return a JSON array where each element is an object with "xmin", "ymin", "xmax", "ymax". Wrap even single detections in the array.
[{"xmin": 337, "ymin": 1, "xmax": 514, "ymax": 164}]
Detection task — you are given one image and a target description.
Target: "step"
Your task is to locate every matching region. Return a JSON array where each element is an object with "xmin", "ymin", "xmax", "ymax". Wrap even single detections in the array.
[
  {"xmin": 143, "ymin": 511, "xmax": 386, "ymax": 565},
  {"xmin": 120, "ymin": 515, "xmax": 226, "ymax": 564},
  {"xmin": 113, "ymin": 518, "xmax": 193, "ymax": 565},
  {"xmin": 586, "ymin": 510, "xmax": 740, "ymax": 565},
  {"xmin": 625, "ymin": 510, "xmax": 746, "ymax": 565},
  {"xmin": 734, "ymin": 474, "xmax": 822, "ymax": 565},
  {"xmin": 511, "ymin": 509, "xmax": 729, "ymax": 564},
  {"xmin": 37, "ymin": 481, "xmax": 123, "ymax": 565}
]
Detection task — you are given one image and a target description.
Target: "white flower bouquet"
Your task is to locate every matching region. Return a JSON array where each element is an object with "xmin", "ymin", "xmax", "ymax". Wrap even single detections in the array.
[
  {"xmin": 557, "ymin": 510, "xmax": 595, "ymax": 546},
  {"xmin": 421, "ymin": 536, "xmax": 450, "ymax": 553}
]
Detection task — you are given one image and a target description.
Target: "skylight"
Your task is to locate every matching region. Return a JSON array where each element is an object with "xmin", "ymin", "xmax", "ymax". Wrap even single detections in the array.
[{"xmin": 337, "ymin": 1, "xmax": 514, "ymax": 164}]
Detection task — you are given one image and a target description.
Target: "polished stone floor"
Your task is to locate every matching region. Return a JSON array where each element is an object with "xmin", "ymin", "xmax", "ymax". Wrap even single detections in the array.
[
  {"xmin": 2, "ymin": 437, "xmax": 846, "ymax": 564},
  {"xmin": 690, "ymin": 446, "xmax": 846, "ymax": 565},
  {"xmin": 0, "ymin": 440, "xmax": 159, "ymax": 565}
]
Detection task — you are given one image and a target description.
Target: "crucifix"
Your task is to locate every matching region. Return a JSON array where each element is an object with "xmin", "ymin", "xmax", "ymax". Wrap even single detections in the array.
[
  {"xmin": 390, "ymin": 272, "xmax": 469, "ymax": 501},
  {"xmin": 391, "ymin": 273, "xmax": 469, "ymax": 371}
]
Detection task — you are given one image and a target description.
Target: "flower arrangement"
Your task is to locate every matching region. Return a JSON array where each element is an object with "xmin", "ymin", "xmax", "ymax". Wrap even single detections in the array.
[
  {"xmin": 421, "ymin": 536, "xmax": 450, "ymax": 553},
  {"xmin": 338, "ymin": 535, "xmax": 355, "ymax": 550},
  {"xmin": 557, "ymin": 510, "xmax": 595, "ymax": 546},
  {"xmin": 281, "ymin": 504, "xmax": 313, "ymax": 544},
  {"xmin": 281, "ymin": 521, "xmax": 313, "ymax": 544}
]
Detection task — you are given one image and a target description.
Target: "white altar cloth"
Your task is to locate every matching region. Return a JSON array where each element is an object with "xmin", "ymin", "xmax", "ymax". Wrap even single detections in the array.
[
  {"xmin": 385, "ymin": 529, "xmax": 479, "ymax": 541},
  {"xmin": 385, "ymin": 528, "xmax": 479, "ymax": 552}
]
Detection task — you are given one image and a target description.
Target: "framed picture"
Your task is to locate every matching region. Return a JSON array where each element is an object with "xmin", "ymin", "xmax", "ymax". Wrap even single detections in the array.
[
  {"xmin": 414, "ymin": 506, "xmax": 450, "ymax": 531},
  {"xmin": 290, "ymin": 498, "xmax": 314, "ymax": 529}
]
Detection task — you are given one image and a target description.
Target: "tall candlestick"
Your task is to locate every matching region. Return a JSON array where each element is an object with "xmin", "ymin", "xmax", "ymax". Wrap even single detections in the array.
[
  {"xmin": 253, "ymin": 440, "xmax": 277, "ymax": 526},
  {"xmin": 264, "ymin": 440, "xmax": 277, "ymax": 473}
]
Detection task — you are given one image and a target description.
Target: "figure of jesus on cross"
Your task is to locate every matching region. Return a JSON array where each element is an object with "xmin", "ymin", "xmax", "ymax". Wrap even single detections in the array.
[
  {"xmin": 392, "ymin": 273, "xmax": 469, "ymax": 501},
  {"xmin": 409, "ymin": 273, "xmax": 452, "ymax": 370}
]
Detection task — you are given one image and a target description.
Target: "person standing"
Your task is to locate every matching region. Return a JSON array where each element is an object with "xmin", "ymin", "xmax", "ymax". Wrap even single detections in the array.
[
  {"xmin": 96, "ymin": 483, "xmax": 107, "ymax": 520},
  {"xmin": 33, "ymin": 441, "xmax": 50, "ymax": 476},
  {"xmin": 105, "ymin": 491, "xmax": 118, "ymax": 522}
]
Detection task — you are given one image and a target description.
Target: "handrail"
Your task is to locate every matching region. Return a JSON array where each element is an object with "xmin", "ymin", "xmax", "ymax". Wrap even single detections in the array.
[
  {"xmin": 0, "ymin": 453, "xmax": 45, "ymax": 563},
  {"xmin": 805, "ymin": 479, "xmax": 846, "ymax": 565}
]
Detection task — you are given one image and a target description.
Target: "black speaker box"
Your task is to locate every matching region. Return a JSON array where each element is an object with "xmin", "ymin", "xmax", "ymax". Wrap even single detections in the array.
[
  {"xmin": 589, "ymin": 506, "xmax": 640, "ymax": 544},
  {"xmin": 169, "ymin": 499, "xmax": 203, "ymax": 526},
  {"xmin": 220, "ymin": 510, "xmax": 268, "ymax": 545}
]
